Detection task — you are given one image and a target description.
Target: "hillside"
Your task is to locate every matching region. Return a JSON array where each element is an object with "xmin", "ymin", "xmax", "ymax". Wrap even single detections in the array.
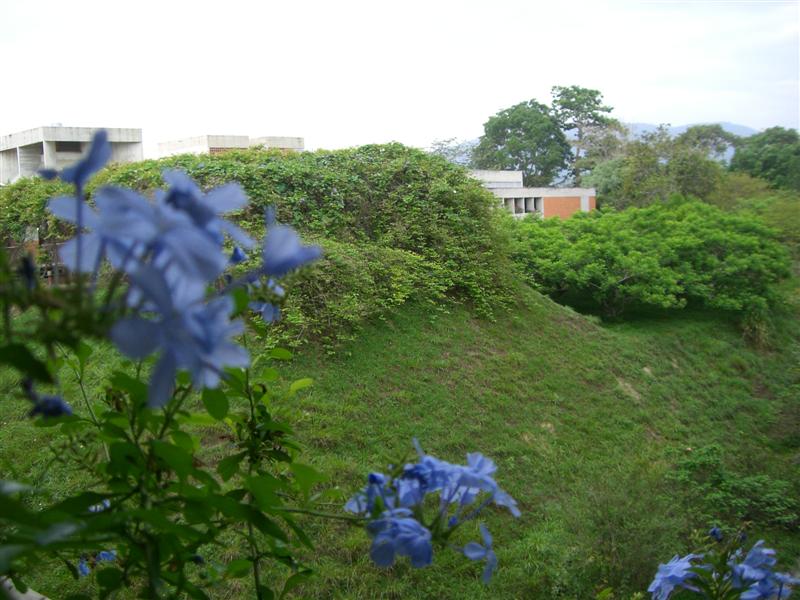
[{"xmin": 266, "ymin": 286, "xmax": 800, "ymax": 598}]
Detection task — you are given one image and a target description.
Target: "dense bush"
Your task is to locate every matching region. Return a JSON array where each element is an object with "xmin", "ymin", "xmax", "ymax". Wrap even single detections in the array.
[
  {"xmin": 669, "ymin": 445, "xmax": 798, "ymax": 529},
  {"xmin": 506, "ymin": 197, "xmax": 791, "ymax": 317},
  {"xmin": 0, "ymin": 145, "xmax": 516, "ymax": 343},
  {"xmin": 0, "ymin": 178, "xmax": 72, "ymax": 243}
]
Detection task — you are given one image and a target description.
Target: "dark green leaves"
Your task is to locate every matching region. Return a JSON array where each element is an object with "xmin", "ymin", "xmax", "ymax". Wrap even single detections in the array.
[
  {"xmin": 0, "ymin": 344, "xmax": 52, "ymax": 382},
  {"xmin": 201, "ymin": 388, "xmax": 229, "ymax": 420}
]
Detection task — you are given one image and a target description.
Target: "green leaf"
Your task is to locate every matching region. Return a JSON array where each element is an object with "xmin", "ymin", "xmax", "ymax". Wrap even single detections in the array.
[
  {"xmin": 151, "ymin": 441, "xmax": 194, "ymax": 479},
  {"xmin": 217, "ymin": 452, "xmax": 246, "ymax": 482},
  {"xmin": 289, "ymin": 463, "xmax": 326, "ymax": 499},
  {"xmin": 202, "ymin": 388, "xmax": 229, "ymax": 420},
  {"xmin": 225, "ymin": 558, "xmax": 252, "ymax": 578},
  {"xmin": 0, "ymin": 344, "xmax": 52, "ymax": 382},
  {"xmin": 269, "ymin": 348, "xmax": 293, "ymax": 361},
  {"xmin": 171, "ymin": 430, "xmax": 197, "ymax": 453},
  {"xmin": 281, "ymin": 570, "xmax": 313, "ymax": 599},
  {"xmin": 288, "ymin": 377, "xmax": 313, "ymax": 396},
  {"xmin": 96, "ymin": 567, "xmax": 123, "ymax": 591},
  {"xmin": 260, "ymin": 367, "xmax": 280, "ymax": 382},
  {"xmin": 36, "ymin": 522, "xmax": 82, "ymax": 545},
  {"xmin": 75, "ymin": 341, "xmax": 93, "ymax": 378},
  {"xmin": 232, "ymin": 287, "xmax": 250, "ymax": 315},
  {"xmin": 109, "ymin": 371, "xmax": 147, "ymax": 405},
  {"xmin": 247, "ymin": 474, "xmax": 284, "ymax": 509}
]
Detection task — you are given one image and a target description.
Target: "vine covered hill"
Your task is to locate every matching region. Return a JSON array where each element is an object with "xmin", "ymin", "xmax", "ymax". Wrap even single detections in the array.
[{"xmin": 0, "ymin": 145, "xmax": 516, "ymax": 344}]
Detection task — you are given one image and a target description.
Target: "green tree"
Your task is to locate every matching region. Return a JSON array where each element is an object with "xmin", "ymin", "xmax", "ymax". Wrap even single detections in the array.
[
  {"xmin": 675, "ymin": 124, "xmax": 739, "ymax": 161},
  {"xmin": 472, "ymin": 99, "xmax": 571, "ymax": 186},
  {"xmin": 551, "ymin": 85, "xmax": 619, "ymax": 182},
  {"xmin": 508, "ymin": 198, "xmax": 790, "ymax": 318},
  {"xmin": 730, "ymin": 126, "xmax": 800, "ymax": 191}
]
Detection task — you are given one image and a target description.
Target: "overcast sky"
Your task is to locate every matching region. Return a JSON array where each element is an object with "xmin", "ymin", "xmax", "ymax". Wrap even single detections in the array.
[{"xmin": 1, "ymin": 0, "xmax": 798, "ymax": 156}]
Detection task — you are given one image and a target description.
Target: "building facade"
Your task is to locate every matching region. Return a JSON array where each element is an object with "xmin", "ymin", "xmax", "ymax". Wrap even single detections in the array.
[
  {"xmin": 0, "ymin": 126, "xmax": 143, "ymax": 185},
  {"xmin": 471, "ymin": 170, "xmax": 596, "ymax": 219},
  {"xmin": 157, "ymin": 135, "xmax": 304, "ymax": 158}
]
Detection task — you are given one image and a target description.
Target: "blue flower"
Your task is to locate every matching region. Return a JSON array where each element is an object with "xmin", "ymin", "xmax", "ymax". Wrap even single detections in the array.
[
  {"xmin": 77, "ymin": 558, "xmax": 90, "ymax": 577},
  {"xmin": 249, "ymin": 301, "xmax": 281, "ymax": 323},
  {"xmin": 111, "ymin": 268, "xmax": 249, "ymax": 407},
  {"xmin": 230, "ymin": 246, "xmax": 247, "ymax": 264},
  {"xmin": 709, "ymin": 527, "xmax": 723, "ymax": 542},
  {"xmin": 366, "ymin": 509, "xmax": 433, "ymax": 568},
  {"xmin": 740, "ymin": 576, "xmax": 794, "ymax": 600},
  {"xmin": 463, "ymin": 524, "xmax": 498, "ymax": 584},
  {"xmin": 88, "ymin": 499, "xmax": 111, "ymax": 513},
  {"xmin": 29, "ymin": 395, "xmax": 73, "ymax": 418},
  {"xmin": 345, "ymin": 472, "xmax": 395, "ymax": 514},
  {"xmin": 96, "ymin": 550, "xmax": 116, "ymax": 563},
  {"xmin": 647, "ymin": 554, "xmax": 702, "ymax": 600},
  {"xmin": 158, "ymin": 170, "xmax": 254, "ymax": 249},
  {"xmin": 261, "ymin": 223, "xmax": 322, "ymax": 278},
  {"xmin": 733, "ymin": 540, "xmax": 778, "ymax": 583}
]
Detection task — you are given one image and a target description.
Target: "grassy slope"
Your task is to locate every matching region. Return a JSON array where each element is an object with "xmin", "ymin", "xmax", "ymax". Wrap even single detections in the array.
[
  {"xmin": 275, "ymin": 287, "xmax": 799, "ymax": 599},
  {"xmin": 1, "ymin": 285, "xmax": 798, "ymax": 598}
]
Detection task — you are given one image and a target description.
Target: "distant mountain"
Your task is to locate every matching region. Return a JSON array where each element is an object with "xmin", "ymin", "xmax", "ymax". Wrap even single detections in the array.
[{"xmin": 625, "ymin": 122, "xmax": 759, "ymax": 139}]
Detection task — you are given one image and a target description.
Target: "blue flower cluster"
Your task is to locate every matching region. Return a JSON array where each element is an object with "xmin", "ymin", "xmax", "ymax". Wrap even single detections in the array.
[
  {"xmin": 345, "ymin": 439, "xmax": 520, "ymax": 583},
  {"xmin": 22, "ymin": 379, "xmax": 72, "ymax": 418},
  {"xmin": 649, "ymin": 532, "xmax": 799, "ymax": 600},
  {"xmin": 77, "ymin": 550, "xmax": 117, "ymax": 577},
  {"xmin": 46, "ymin": 131, "xmax": 321, "ymax": 407}
]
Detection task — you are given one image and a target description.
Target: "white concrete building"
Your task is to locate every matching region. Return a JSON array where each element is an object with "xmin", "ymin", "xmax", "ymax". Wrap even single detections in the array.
[
  {"xmin": 157, "ymin": 135, "xmax": 304, "ymax": 158},
  {"xmin": 471, "ymin": 170, "xmax": 596, "ymax": 219},
  {"xmin": 0, "ymin": 126, "xmax": 143, "ymax": 185}
]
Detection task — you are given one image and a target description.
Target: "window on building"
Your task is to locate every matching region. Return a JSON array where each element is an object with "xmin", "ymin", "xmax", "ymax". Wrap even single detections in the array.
[{"xmin": 55, "ymin": 141, "xmax": 82, "ymax": 153}]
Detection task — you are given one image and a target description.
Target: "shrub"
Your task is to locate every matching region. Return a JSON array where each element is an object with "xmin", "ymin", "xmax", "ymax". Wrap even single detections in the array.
[
  {"xmin": 0, "ymin": 144, "xmax": 516, "ymax": 344},
  {"xmin": 507, "ymin": 197, "xmax": 791, "ymax": 318}
]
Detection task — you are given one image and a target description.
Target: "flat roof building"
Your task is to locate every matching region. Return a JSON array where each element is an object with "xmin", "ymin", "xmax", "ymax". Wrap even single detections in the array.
[
  {"xmin": 470, "ymin": 170, "xmax": 596, "ymax": 219},
  {"xmin": 157, "ymin": 134, "xmax": 304, "ymax": 158},
  {"xmin": 0, "ymin": 126, "xmax": 143, "ymax": 185}
]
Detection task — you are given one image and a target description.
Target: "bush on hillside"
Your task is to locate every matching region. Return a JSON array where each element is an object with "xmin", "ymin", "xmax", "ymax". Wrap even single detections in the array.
[
  {"xmin": 507, "ymin": 197, "xmax": 791, "ymax": 317},
  {"xmin": 0, "ymin": 145, "xmax": 515, "ymax": 343},
  {"xmin": 0, "ymin": 178, "xmax": 72, "ymax": 244}
]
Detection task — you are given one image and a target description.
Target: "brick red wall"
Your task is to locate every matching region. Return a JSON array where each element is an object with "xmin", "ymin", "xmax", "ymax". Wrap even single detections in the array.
[{"xmin": 543, "ymin": 196, "xmax": 582, "ymax": 219}]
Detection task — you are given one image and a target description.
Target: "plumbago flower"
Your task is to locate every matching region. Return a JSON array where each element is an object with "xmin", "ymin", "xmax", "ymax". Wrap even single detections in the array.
[
  {"xmin": 649, "ymin": 530, "xmax": 800, "ymax": 599},
  {"xmin": 345, "ymin": 439, "xmax": 520, "ymax": 583},
  {"xmin": 46, "ymin": 130, "xmax": 322, "ymax": 407}
]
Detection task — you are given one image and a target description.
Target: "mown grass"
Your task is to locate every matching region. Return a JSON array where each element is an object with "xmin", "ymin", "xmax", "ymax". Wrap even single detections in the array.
[{"xmin": 1, "ymin": 285, "xmax": 798, "ymax": 598}]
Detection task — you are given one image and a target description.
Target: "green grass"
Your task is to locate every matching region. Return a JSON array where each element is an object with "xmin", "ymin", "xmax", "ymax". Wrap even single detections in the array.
[{"xmin": 2, "ymin": 285, "xmax": 798, "ymax": 598}]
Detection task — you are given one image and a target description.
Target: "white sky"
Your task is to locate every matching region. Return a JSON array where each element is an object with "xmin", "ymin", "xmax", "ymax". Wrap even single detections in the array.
[{"xmin": 1, "ymin": 0, "xmax": 798, "ymax": 156}]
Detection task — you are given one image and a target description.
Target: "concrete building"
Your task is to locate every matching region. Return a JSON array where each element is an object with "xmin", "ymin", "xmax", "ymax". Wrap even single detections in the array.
[
  {"xmin": 471, "ymin": 170, "xmax": 596, "ymax": 219},
  {"xmin": 0, "ymin": 126, "xmax": 143, "ymax": 185},
  {"xmin": 157, "ymin": 134, "xmax": 304, "ymax": 158}
]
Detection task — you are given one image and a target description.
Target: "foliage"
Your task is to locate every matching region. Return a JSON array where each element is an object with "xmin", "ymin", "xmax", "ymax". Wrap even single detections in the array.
[
  {"xmin": 506, "ymin": 198, "xmax": 791, "ymax": 317},
  {"xmin": 0, "ymin": 144, "xmax": 516, "ymax": 344},
  {"xmin": 472, "ymin": 99, "xmax": 571, "ymax": 186},
  {"xmin": 675, "ymin": 125, "xmax": 740, "ymax": 162},
  {"xmin": 669, "ymin": 445, "xmax": 798, "ymax": 529},
  {"xmin": 730, "ymin": 127, "xmax": 800, "ymax": 192},
  {"xmin": 0, "ymin": 133, "xmax": 328, "ymax": 599},
  {"xmin": 0, "ymin": 177, "xmax": 73, "ymax": 243},
  {"xmin": 550, "ymin": 85, "xmax": 620, "ymax": 183},
  {"xmin": 648, "ymin": 532, "xmax": 799, "ymax": 599}
]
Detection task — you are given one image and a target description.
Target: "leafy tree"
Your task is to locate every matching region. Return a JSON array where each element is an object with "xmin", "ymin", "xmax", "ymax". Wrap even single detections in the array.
[
  {"xmin": 668, "ymin": 147, "xmax": 723, "ymax": 199},
  {"xmin": 551, "ymin": 85, "xmax": 619, "ymax": 182},
  {"xmin": 507, "ymin": 198, "xmax": 790, "ymax": 318},
  {"xmin": 675, "ymin": 124, "xmax": 739, "ymax": 161},
  {"xmin": 472, "ymin": 100, "xmax": 571, "ymax": 186},
  {"xmin": 730, "ymin": 126, "xmax": 800, "ymax": 191}
]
